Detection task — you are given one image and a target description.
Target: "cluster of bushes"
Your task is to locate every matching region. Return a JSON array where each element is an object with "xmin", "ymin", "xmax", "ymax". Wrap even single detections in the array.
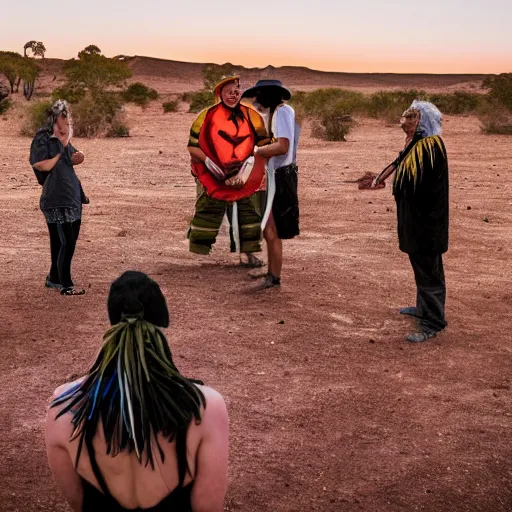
[
  {"xmin": 287, "ymin": 78, "xmax": 512, "ymax": 140},
  {"xmin": 22, "ymin": 46, "xmax": 164, "ymax": 137}
]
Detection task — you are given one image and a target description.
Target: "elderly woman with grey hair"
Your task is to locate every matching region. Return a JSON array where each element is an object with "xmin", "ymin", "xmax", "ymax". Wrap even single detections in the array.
[
  {"xmin": 373, "ymin": 100, "xmax": 449, "ymax": 342},
  {"xmin": 29, "ymin": 100, "xmax": 88, "ymax": 295}
]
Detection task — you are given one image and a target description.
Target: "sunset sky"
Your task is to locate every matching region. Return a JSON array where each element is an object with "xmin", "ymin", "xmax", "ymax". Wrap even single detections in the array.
[{"xmin": 3, "ymin": 0, "xmax": 511, "ymax": 73}]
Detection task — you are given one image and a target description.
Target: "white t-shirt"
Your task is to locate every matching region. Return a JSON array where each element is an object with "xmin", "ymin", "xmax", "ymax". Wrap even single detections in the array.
[{"xmin": 269, "ymin": 104, "xmax": 298, "ymax": 171}]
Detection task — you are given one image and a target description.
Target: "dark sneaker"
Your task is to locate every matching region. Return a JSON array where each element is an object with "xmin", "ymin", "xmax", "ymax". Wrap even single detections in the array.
[
  {"xmin": 407, "ymin": 329, "xmax": 438, "ymax": 343},
  {"xmin": 400, "ymin": 306, "xmax": 420, "ymax": 318}
]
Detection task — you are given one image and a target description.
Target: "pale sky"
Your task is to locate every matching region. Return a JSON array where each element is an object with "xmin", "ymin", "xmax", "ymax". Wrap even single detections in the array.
[{"xmin": 3, "ymin": 0, "xmax": 512, "ymax": 73}]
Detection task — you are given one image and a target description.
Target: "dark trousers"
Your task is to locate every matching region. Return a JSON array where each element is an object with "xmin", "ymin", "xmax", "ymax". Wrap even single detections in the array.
[
  {"xmin": 47, "ymin": 220, "xmax": 81, "ymax": 288},
  {"xmin": 408, "ymin": 253, "xmax": 447, "ymax": 332},
  {"xmin": 273, "ymin": 164, "xmax": 299, "ymax": 239}
]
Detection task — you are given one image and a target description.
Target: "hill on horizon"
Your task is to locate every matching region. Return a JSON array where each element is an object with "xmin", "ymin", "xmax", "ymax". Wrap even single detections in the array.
[{"xmin": 9, "ymin": 54, "xmax": 489, "ymax": 97}]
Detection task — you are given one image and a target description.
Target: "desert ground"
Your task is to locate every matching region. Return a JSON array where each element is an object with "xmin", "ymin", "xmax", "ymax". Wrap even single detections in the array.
[{"xmin": 0, "ymin": 60, "xmax": 511, "ymax": 511}]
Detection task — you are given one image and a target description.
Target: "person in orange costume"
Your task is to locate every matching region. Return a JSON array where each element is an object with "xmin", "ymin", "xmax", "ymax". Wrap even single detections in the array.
[{"xmin": 187, "ymin": 76, "xmax": 270, "ymax": 258}]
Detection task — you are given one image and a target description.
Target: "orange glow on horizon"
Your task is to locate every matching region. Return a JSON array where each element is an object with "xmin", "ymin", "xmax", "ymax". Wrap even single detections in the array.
[{"xmin": 16, "ymin": 38, "xmax": 512, "ymax": 75}]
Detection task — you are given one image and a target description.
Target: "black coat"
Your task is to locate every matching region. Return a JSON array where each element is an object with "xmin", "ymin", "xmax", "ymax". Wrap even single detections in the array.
[{"xmin": 392, "ymin": 134, "xmax": 449, "ymax": 255}]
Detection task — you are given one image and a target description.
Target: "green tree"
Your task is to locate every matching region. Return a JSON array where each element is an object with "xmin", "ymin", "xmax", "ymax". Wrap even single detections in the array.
[
  {"xmin": 19, "ymin": 58, "xmax": 40, "ymax": 100},
  {"xmin": 0, "ymin": 51, "xmax": 22, "ymax": 93},
  {"xmin": 64, "ymin": 47, "xmax": 132, "ymax": 96},
  {"xmin": 77, "ymin": 45, "xmax": 101, "ymax": 60},
  {"xmin": 24, "ymin": 41, "xmax": 46, "ymax": 58}
]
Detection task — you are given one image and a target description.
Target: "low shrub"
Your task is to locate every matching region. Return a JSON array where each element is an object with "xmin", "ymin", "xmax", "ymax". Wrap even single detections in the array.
[
  {"xmin": 365, "ymin": 90, "xmax": 427, "ymax": 123},
  {"xmin": 321, "ymin": 111, "xmax": 355, "ymax": 142},
  {"xmin": 162, "ymin": 100, "xmax": 179, "ymax": 113},
  {"xmin": 0, "ymin": 98, "xmax": 12, "ymax": 115},
  {"xmin": 482, "ymin": 73, "xmax": 512, "ymax": 111},
  {"xmin": 51, "ymin": 85, "xmax": 86, "ymax": 104},
  {"xmin": 106, "ymin": 116, "xmax": 130, "ymax": 137},
  {"xmin": 428, "ymin": 92, "xmax": 483, "ymax": 115},
  {"xmin": 298, "ymin": 88, "xmax": 366, "ymax": 118},
  {"xmin": 21, "ymin": 100, "xmax": 52, "ymax": 136},
  {"xmin": 478, "ymin": 99, "xmax": 512, "ymax": 135},
  {"xmin": 182, "ymin": 90, "xmax": 214, "ymax": 113},
  {"xmin": 122, "ymin": 82, "xmax": 158, "ymax": 107},
  {"xmin": 72, "ymin": 93, "xmax": 126, "ymax": 137}
]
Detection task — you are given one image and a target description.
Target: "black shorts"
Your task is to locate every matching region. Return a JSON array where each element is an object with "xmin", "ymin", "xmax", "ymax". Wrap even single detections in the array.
[{"xmin": 272, "ymin": 164, "xmax": 299, "ymax": 239}]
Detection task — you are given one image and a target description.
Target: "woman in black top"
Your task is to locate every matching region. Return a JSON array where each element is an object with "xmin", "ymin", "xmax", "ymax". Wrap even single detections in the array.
[
  {"xmin": 45, "ymin": 271, "xmax": 229, "ymax": 511},
  {"xmin": 29, "ymin": 100, "xmax": 87, "ymax": 295}
]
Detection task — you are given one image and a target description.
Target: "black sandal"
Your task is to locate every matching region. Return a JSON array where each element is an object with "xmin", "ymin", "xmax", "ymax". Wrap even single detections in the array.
[
  {"xmin": 248, "ymin": 273, "xmax": 281, "ymax": 292},
  {"xmin": 60, "ymin": 287, "xmax": 85, "ymax": 296}
]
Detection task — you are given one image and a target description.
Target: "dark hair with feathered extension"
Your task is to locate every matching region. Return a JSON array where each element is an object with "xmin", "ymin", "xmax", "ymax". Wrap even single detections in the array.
[{"xmin": 50, "ymin": 271, "xmax": 205, "ymax": 492}]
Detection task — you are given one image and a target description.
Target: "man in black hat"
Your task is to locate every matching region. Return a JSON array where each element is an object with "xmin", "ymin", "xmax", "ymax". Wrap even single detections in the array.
[{"xmin": 241, "ymin": 79, "xmax": 300, "ymax": 290}]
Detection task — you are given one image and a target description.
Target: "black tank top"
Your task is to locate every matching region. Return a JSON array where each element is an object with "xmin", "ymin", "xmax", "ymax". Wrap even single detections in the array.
[
  {"xmin": 82, "ymin": 478, "xmax": 193, "ymax": 511},
  {"xmin": 82, "ymin": 428, "xmax": 192, "ymax": 511}
]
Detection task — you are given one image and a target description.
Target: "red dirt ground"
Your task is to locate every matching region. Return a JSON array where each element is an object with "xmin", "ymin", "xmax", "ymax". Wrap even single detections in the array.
[{"xmin": 0, "ymin": 73, "xmax": 511, "ymax": 511}]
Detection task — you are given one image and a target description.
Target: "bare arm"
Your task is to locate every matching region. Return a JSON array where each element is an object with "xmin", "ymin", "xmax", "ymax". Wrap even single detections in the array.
[
  {"xmin": 255, "ymin": 137, "xmax": 289, "ymax": 159},
  {"xmin": 373, "ymin": 163, "xmax": 396, "ymax": 186},
  {"xmin": 191, "ymin": 389, "xmax": 229, "ymax": 512},
  {"xmin": 188, "ymin": 146, "xmax": 207, "ymax": 164},
  {"xmin": 45, "ymin": 405, "xmax": 83, "ymax": 511},
  {"xmin": 33, "ymin": 153, "xmax": 61, "ymax": 172}
]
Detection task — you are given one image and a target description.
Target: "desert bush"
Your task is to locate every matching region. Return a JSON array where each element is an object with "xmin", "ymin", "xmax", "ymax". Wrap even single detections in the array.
[
  {"xmin": 365, "ymin": 90, "xmax": 427, "ymax": 123},
  {"xmin": 21, "ymin": 100, "xmax": 52, "ymax": 135},
  {"xmin": 293, "ymin": 89, "xmax": 360, "ymax": 141},
  {"xmin": 0, "ymin": 98, "xmax": 12, "ymax": 115},
  {"xmin": 478, "ymin": 99, "xmax": 512, "ymax": 134},
  {"xmin": 162, "ymin": 100, "xmax": 179, "ymax": 113},
  {"xmin": 299, "ymin": 88, "xmax": 366, "ymax": 118},
  {"xmin": 64, "ymin": 49, "xmax": 132, "ymax": 95},
  {"xmin": 71, "ymin": 93, "xmax": 126, "ymax": 137},
  {"xmin": 51, "ymin": 85, "xmax": 86, "ymax": 104},
  {"xmin": 428, "ymin": 92, "xmax": 483, "ymax": 115},
  {"xmin": 106, "ymin": 115, "xmax": 130, "ymax": 137},
  {"xmin": 310, "ymin": 114, "xmax": 354, "ymax": 142},
  {"xmin": 182, "ymin": 90, "xmax": 214, "ymax": 113},
  {"xmin": 482, "ymin": 73, "xmax": 512, "ymax": 111},
  {"xmin": 122, "ymin": 82, "xmax": 158, "ymax": 107},
  {"xmin": 310, "ymin": 120, "xmax": 325, "ymax": 140},
  {"xmin": 320, "ymin": 102, "xmax": 355, "ymax": 141}
]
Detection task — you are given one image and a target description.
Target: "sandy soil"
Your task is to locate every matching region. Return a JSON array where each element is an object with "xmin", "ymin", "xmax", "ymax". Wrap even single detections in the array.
[{"xmin": 0, "ymin": 77, "xmax": 511, "ymax": 512}]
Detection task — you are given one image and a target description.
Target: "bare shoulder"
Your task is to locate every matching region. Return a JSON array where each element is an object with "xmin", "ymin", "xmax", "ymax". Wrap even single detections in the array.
[
  {"xmin": 195, "ymin": 385, "xmax": 228, "ymax": 422},
  {"xmin": 196, "ymin": 385, "xmax": 225, "ymax": 405},
  {"xmin": 52, "ymin": 377, "xmax": 85, "ymax": 401},
  {"xmin": 46, "ymin": 379, "xmax": 83, "ymax": 446}
]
